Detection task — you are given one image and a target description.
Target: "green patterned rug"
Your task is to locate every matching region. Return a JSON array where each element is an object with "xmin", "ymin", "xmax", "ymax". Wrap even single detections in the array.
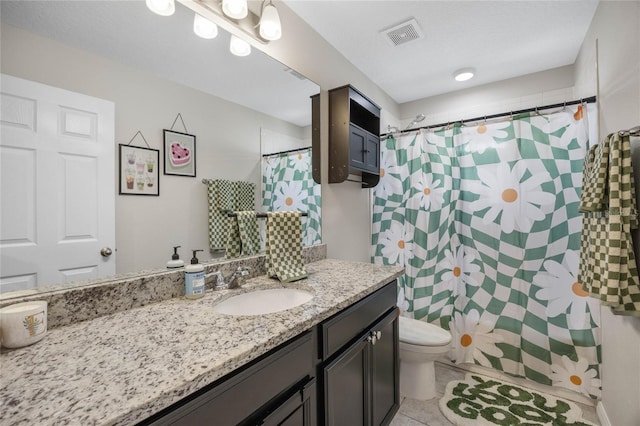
[{"xmin": 439, "ymin": 374, "xmax": 597, "ymax": 426}]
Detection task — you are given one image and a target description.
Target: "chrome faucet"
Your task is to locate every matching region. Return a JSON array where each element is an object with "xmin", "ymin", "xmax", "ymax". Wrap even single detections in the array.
[
  {"xmin": 227, "ymin": 266, "xmax": 250, "ymax": 289},
  {"xmin": 210, "ymin": 267, "xmax": 250, "ymax": 291}
]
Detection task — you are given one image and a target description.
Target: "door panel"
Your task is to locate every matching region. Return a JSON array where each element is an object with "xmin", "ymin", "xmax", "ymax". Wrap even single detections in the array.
[
  {"xmin": 324, "ymin": 338, "xmax": 369, "ymax": 426},
  {"xmin": 371, "ymin": 310, "xmax": 399, "ymax": 426},
  {"xmin": 0, "ymin": 74, "xmax": 115, "ymax": 292}
]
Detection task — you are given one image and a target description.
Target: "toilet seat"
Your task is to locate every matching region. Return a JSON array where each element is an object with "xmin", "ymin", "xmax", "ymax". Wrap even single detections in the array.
[{"xmin": 399, "ymin": 316, "xmax": 452, "ymax": 346}]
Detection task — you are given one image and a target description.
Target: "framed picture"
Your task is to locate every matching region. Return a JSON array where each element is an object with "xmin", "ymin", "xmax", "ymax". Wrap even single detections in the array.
[
  {"xmin": 163, "ymin": 129, "xmax": 196, "ymax": 177},
  {"xmin": 119, "ymin": 144, "xmax": 160, "ymax": 196}
]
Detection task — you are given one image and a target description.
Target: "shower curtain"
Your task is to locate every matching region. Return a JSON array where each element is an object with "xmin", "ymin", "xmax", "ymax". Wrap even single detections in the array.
[
  {"xmin": 262, "ymin": 147, "xmax": 322, "ymax": 247},
  {"xmin": 372, "ymin": 105, "xmax": 602, "ymax": 399}
]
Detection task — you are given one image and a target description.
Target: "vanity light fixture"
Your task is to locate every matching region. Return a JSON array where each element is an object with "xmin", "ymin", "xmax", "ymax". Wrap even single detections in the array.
[
  {"xmin": 454, "ymin": 68, "xmax": 475, "ymax": 82},
  {"xmin": 146, "ymin": 0, "xmax": 175, "ymax": 16},
  {"xmin": 148, "ymin": 0, "xmax": 282, "ymax": 58},
  {"xmin": 222, "ymin": 0, "xmax": 248, "ymax": 20},
  {"xmin": 230, "ymin": 35, "xmax": 251, "ymax": 56},
  {"xmin": 193, "ymin": 13, "xmax": 218, "ymax": 39},
  {"xmin": 259, "ymin": 0, "xmax": 282, "ymax": 41}
]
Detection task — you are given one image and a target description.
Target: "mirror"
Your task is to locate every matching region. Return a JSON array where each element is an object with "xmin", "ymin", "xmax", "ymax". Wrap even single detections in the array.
[{"xmin": 0, "ymin": 1, "xmax": 320, "ymax": 297}]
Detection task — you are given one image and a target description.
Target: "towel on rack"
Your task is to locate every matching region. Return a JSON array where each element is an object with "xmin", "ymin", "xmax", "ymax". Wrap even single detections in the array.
[
  {"xmin": 265, "ymin": 211, "xmax": 307, "ymax": 282},
  {"xmin": 234, "ymin": 181, "xmax": 255, "ymax": 211},
  {"xmin": 579, "ymin": 142, "xmax": 609, "ymax": 213},
  {"xmin": 208, "ymin": 179, "xmax": 233, "ymax": 251},
  {"xmin": 225, "ymin": 211, "xmax": 260, "ymax": 259},
  {"xmin": 578, "ymin": 132, "xmax": 640, "ymax": 316},
  {"xmin": 207, "ymin": 180, "xmax": 256, "ymax": 251}
]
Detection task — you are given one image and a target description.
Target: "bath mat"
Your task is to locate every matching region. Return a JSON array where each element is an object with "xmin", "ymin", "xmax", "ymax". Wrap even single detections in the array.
[{"xmin": 439, "ymin": 373, "xmax": 597, "ymax": 426}]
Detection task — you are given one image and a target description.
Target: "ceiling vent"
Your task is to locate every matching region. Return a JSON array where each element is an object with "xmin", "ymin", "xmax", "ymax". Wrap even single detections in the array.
[{"xmin": 381, "ymin": 18, "xmax": 424, "ymax": 47}]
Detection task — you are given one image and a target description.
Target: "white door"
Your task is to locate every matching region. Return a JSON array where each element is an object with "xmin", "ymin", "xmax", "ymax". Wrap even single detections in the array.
[{"xmin": 0, "ymin": 74, "xmax": 115, "ymax": 293}]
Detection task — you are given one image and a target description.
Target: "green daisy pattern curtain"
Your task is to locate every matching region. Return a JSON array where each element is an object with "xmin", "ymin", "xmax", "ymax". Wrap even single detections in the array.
[
  {"xmin": 372, "ymin": 105, "xmax": 602, "ymax": 399},
  {"xmin": 262, "ymin": 148, "xmax": 321, "ymax": 247}
]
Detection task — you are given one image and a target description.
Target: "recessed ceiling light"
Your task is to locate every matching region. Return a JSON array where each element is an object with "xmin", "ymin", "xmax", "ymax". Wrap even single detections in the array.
[{"xmin": 454, "ymin": 68, "xmax": 475, "ymax": 82}]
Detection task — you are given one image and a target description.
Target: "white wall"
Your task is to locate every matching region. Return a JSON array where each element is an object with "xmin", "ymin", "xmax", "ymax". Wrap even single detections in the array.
[
  {"xmin": 253, "ymin": 2, "xmax": 402, "ymax": 262},
  {"xmin": 1, "ymin": 24, "xmax": 305, "ymax": 275},
  {"xmin": 574, "ymin": 2, "xmax": 640, "ymax": 425},
  {"xmin": 399, "ymin": 65, "xmax": 575, "ymax": 128}
]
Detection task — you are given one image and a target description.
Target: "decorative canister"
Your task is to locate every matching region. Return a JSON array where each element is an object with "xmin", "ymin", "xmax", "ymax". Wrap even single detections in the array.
[{"xmin": 0, "ymin": 301, "xmax": 48, "ymax": 349}]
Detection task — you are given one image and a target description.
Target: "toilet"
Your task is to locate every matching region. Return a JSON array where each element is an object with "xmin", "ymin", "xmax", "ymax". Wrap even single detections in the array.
[{"xmin": 398, "ymin": 316, "xmax": 452, "ymax": 400}]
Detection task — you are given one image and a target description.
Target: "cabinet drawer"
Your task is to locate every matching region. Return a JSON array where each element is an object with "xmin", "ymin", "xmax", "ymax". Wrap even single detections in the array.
[
  {"xmin": 320, "ymin": 280, "xmax": 396, "ymax": 359},
  {"xmin": 147, "ymin": 332, "xmax": 314, "ymax": 426}
]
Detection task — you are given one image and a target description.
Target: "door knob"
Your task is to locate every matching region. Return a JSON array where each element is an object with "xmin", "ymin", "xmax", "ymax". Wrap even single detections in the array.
[{"xmin": 100, "ymin": 247, "xmax": 113, "ymax": 257}]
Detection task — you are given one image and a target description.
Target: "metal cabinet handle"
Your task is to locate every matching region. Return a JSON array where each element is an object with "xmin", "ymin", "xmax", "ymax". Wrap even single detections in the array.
[{"xmin": 100, "ymin": 247, "xmax": 113, "ymax": 257}]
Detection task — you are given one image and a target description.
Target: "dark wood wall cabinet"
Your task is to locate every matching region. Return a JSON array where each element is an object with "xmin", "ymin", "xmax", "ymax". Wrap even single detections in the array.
[
  {"xmin": 140, "ymin": 280, "xmax": 399, "ymax": 426},
  {"xmin": 328, "ymin": 85, "xmax": 381, "ymax": 188}
]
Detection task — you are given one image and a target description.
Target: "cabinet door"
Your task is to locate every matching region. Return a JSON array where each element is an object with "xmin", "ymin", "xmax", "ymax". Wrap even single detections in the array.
[
  {"xmin": 323, "ymin": 337, "xmax": 369, "ymax": 426},
  {"xmin": 370, "ymin": 309, "xmax": 399, "ymax": 426},
  {"xmin": 261, "ymin": 378, "xmax": 316, "ymax": 426},
  {"xmin": 349, "ymin": 124, "xmax": 367, "ymax": 171},
  {"xmin": 364, "ymin": 133, "xmax": 380, "ymax": 174}
]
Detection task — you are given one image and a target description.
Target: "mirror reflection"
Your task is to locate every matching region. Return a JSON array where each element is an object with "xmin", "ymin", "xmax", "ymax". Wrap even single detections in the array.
[{"xmin": 0, "ymin": 0, "xmax": 320, "ymax": 297}]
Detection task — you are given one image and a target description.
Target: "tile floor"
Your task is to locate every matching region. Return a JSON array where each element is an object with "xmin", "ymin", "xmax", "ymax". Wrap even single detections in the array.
[{"xmin": 389, "ymin": 362, "xmax": 600, "ymax": 426}]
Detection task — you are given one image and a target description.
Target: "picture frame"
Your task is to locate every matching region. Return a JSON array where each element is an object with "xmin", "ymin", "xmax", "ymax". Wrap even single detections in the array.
[
  {"xmin": 118, "ymin": 144, "xmax": 160, "ymax": 196},
  {"xmin": 163, "ymin": 129, "xmax": 196, "ymax": 177}
]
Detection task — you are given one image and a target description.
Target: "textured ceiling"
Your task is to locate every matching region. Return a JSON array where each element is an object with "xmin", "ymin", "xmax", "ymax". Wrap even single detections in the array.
[{"xmin": 284, "ymin": 0, "xmax": 600, "ymax": 103}]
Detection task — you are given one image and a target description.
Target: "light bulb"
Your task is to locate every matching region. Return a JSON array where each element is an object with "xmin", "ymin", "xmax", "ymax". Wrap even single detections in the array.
[
  {"xmin": 193, "ymin": 14, "xmax": 218, "ymax": 39},
  {"xmin": 230, "ymin": 35, "xmax": 251, "ymax": 56},
  {"xmin": 145, "ymin": 0, "xmax": 175, "ymax": 16},
  {"xmin": 222, "ymin": 0, "xmax": 248, "ymax": 19},
  {"xmin": 259, "ymin": 2, "xmax": 281, "ymax": 41},
  {"xmin": 454, "ymin": 68, "xmax": 475, "ymax": 82}
]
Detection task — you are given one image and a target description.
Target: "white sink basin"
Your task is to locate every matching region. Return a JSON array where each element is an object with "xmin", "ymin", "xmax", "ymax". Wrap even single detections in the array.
[{"xmin": 213, "ymin": 288, "xmax": 314, "ymax": 316}]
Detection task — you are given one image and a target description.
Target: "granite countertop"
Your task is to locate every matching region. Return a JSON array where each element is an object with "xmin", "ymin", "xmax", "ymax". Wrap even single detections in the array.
[{"xmin": 0, "ymin": 259, "xmax": 403, "ymax": 426}]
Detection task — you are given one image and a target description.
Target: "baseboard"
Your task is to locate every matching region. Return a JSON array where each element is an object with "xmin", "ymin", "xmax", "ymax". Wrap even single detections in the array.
[{"xmin": 596, "ymin": 401, "xmax": 611, "ymax": 426}]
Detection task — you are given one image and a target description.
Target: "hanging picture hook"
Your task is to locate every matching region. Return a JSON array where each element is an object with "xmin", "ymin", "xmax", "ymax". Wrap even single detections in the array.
[
  {"xmin": 170, "ymin": 113, "xmax": 189, "ymax": 133},
  {"xmin": 126, "ymin": 130, "xmax": 151, "ymax": 148}
]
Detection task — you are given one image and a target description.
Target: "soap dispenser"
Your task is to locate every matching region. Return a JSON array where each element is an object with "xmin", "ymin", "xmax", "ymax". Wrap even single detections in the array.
[
  {"xmin": 185, "ymin": 249, "xmax": 205, "ymax": 299},
  {"xmin": 167, "ymin": 246, "xmax": 185, "ymax": 269}
]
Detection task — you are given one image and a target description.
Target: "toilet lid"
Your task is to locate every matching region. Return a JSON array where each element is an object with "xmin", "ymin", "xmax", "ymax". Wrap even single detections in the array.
[{"xmin": 399, "ymin": 316, "xmax": 452, "ymax": 346}]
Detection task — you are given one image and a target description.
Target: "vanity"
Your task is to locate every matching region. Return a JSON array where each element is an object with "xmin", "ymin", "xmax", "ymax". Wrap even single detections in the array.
[{"xmin": 0, "ymin": 258, "xmax": 403, "ymax": 425}]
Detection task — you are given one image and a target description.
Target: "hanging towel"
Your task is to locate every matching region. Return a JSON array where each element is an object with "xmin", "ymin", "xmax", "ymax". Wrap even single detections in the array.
[
  {"xmin": 208, "ymin": 180, "xmax": 256, "ymax": 252},
  {"xmin": 265, "ymin": 211, "xmax": 307, "ymax": 282},
  {"xmin": 225, "ymin": 211, "xmax": 260, "ymax": 258},
  {"xmin": 235, "ymin": 181, "xmax": 256, "ymax": 211},
  {"xmin": 208, "ymin": 179, "xmax": 234, "ymax": 251},
  {"xmin": 578, "ymin": 142, "xmax": 609, "ymax": 213},
  {"xmin": 578, "ymin": 132, "xmax": 640, "ymax": 315}
]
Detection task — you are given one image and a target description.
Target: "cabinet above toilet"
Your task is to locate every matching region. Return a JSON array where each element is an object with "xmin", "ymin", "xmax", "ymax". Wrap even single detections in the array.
[{"xmin": 327, "ymin": 84, "xmax": 381, "ymax": 188}]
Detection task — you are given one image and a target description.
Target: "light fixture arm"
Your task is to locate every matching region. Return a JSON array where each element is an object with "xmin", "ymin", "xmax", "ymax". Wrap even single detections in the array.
[{"xmin": 178, "ymin": 0, "xmax": 268, "ymax": 45}]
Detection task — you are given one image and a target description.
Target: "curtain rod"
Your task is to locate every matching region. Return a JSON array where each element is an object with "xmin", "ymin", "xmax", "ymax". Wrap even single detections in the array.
[
  {"xmin": 262, "ymin": 146, "xmax": 311, "ymax": 157},
  {"xmin": 225, "ymin": 211, "xmax": 308, "ymax": 218},
  {"xmin": 382, "ymin": 96, "xmax": 597, "ymax": 137}
]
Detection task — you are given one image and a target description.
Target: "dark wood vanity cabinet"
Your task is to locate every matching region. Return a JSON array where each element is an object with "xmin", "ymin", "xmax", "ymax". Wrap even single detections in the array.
[
  {"xmin": 328, "ymin": 84, "xmax": 381, "ymax": 188},
  {"xmin": 141, "ymin": 280, "xmax": 399, "ymax": 426},
  {"xmin": 142, "ymin": 332, "xmax": 316, "ymax": 426},
  {"xmin": 318, "ymin": 281, "xmax": 400, "ymax": 425}
]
